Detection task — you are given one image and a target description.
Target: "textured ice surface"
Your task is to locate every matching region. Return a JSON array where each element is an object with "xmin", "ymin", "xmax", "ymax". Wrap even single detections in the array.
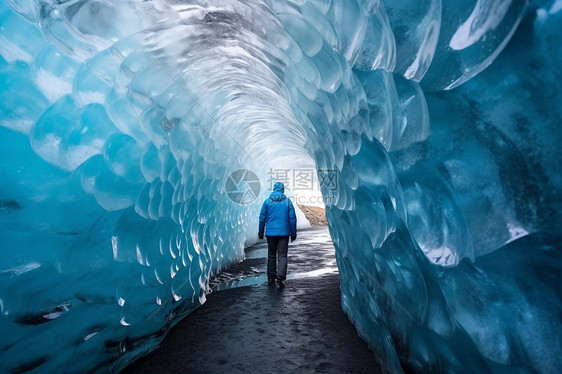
[{"xmin": 0, "ymin": 0, "xmax": 561, "ymax": 373}]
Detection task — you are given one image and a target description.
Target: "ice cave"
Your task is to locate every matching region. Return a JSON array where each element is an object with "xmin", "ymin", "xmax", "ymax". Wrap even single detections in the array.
[{"xmin": 0, "ymin": 0, "xmax": 561, "ymax": 373}]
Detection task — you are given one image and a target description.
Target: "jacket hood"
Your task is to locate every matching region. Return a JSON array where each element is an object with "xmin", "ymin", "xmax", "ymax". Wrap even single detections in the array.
[
  {"xmin": 269, "ymin": 182, "xmax": 286, "ymax": 202},
  {"xmin": 273, "ymin": 182, "xmax": 285, "ymax": 193}
]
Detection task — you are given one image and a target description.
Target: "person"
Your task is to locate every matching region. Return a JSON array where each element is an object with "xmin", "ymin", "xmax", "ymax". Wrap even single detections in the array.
[{"xmin": 258, "ymin": 182, "xmax": 297, "ymax": 286}]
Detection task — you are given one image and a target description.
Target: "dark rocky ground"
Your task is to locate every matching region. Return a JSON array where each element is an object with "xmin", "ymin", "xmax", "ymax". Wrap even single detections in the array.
[{"xmin": 122, "ymin": 227, "xmax": 380, "ymax": 373}]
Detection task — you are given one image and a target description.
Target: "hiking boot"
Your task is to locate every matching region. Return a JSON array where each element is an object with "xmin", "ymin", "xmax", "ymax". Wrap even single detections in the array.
[
  {"xmin": 268, "ymin": 279, "xmax": 276, "ymax": 286},
  {"xmin": 277, "ymin": 278, "xmax": 285, "ymax": 287}
]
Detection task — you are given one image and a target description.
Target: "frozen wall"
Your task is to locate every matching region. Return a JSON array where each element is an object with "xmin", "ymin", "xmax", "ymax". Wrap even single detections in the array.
[{"xmin": 0, "ymin": 0, "xmax": 560, "ymax": 373}]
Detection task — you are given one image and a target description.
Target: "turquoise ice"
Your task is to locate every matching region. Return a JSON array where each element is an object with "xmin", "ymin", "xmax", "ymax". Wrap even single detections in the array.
[{"xmin": 0, "ymin": 0, "xmax": 560, "ymax": 373}]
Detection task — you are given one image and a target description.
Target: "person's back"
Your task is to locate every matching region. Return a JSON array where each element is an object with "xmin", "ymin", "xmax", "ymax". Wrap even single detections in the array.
[{"xmin": 258, "ymin": 182, "xmax": 297, "ymax": 286}]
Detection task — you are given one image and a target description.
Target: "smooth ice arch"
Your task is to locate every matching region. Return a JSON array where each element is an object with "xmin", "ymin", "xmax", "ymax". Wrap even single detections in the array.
[{"xmin": 1, "ymin": 0, "xmax": 561, "ymax": 373}]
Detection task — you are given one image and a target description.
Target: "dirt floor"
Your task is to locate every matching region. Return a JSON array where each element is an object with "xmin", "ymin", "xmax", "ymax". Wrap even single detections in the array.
[
  {"xmin": 121, "ymin": 227, "xmax": 380, "ymax": 374},
  {"xmin": 298, "ymin": 204, "xmax": 327, "ymax": 226}
]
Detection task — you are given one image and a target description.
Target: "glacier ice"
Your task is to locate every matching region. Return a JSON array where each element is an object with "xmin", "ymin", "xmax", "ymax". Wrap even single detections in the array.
[{"xmin": 0, "ymin": 0, "xmax": 561, "ymax": 373}]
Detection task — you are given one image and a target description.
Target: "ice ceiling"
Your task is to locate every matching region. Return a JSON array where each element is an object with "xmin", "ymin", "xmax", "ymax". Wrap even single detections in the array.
[{"xmin": 0, "ymin": 0, "xmax": 561, "ymax": 373}]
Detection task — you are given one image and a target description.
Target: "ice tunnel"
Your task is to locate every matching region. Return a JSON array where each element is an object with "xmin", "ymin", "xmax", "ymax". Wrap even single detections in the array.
[{"xmin": 1, "ymin": 0, "xmax": 561, "ymax": 373}]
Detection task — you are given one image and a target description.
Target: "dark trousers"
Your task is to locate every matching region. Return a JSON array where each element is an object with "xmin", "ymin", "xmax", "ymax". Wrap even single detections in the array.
[{"xmin": 266, "ymin": 236, "xmax": 289, "ymax": 281}]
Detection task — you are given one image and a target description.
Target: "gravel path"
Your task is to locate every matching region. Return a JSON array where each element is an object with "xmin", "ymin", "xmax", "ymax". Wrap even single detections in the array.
[{"xmin": 122, "ymin": 227, "xmax": 380, "ymax": 374}]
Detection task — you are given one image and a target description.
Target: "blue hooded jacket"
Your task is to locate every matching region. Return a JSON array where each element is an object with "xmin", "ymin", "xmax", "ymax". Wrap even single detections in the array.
[{"xmin": 259, "ymin": 182, "xmax": 297, "ymax": 237}]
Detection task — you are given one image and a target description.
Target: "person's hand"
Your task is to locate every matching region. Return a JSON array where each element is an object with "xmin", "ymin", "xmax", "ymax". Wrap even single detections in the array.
[
  {"xmin": 258, "ymin": 233, "xmax": 264, "ymax": 239},
  {"xmin": 291, "ymin": 235, "xmax": 296, "ymax": 242}
]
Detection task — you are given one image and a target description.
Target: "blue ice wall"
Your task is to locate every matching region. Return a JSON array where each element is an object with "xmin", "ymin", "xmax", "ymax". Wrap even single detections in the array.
[{"xmin": 0, "ymin": 0, "xmax": 560, "ymax": 373}]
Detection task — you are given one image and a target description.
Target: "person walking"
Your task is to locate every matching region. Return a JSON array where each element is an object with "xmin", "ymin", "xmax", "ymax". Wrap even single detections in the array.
[{"xmin": 258, "ymin": 182, "xmax": 297, "ymax": 286}]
